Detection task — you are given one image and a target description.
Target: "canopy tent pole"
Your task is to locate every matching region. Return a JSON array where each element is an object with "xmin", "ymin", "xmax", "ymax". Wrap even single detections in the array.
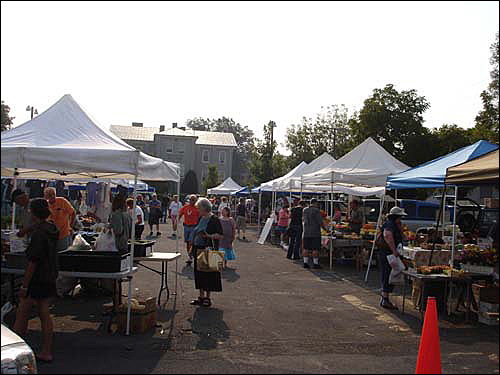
[
  {"xmin": 126, "ymin": 175, "xmax": 138, "ymax": 336},
  {"xmin": 394, "ymin": 190, "xmax": 398, "ymax": 207},
  {"xmin": 442, "ymin": 186, "xmax": 447, "ymax": 225},
  {"xmin": 451, "ymin": 185, "xmax": 458, "ymax": 267},
  {"xmin": 257, "ymin": 191, "xmax": 262, "ymax": 233},
  {"xmin": 300, "ymin": 177, "xmax": 303, "ymax": 199},
  {"xmin": 330, "ymin": 178, "xmax": 334, "ymax": 270},
  {"xmin": 176, "ymin": 180, "xmax": 180, "ymax": 254},
  {"xmin": 365, "ymin": 194, "xmax": 385, "ymax": 282},
  {"xmin": 428, "ymin": 188, "xmax": 447, "ymax": 266},
  {"xmin": 10, "ymin": 169, "xmax": 18, "ymax": 230}
]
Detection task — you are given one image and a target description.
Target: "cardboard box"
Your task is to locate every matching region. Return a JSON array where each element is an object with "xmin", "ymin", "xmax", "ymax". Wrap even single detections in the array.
[
  {"xmin": 472, "ymin": 284, "xmax": 499, "ymax": 305},
  {"xmin": 484, "ymin": 198, "xmax": 499, "ymax": 208},
  {"xmin": 103, "ymin": 297, "xmax": 157, "ymax": 334}
]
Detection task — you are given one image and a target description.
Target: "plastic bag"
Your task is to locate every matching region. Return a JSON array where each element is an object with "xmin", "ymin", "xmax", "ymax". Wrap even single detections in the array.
[
  {"xmin": 9, "ymin": 232, "xmax": 28, "ymax": 253},
  {"xmin": 69, "ymin": 234, "xmax": 91, "ymax": 250},
  {"xmin": 94, "ymin": 228, "xmax": 118, "ymax": 252},
  {"xmin": 79, "ymin": 201, "xmax": 88, "ymax": 216},
  {"xmin": 387, "ymin": 254, "xmax": 405, "ymax": 285}
]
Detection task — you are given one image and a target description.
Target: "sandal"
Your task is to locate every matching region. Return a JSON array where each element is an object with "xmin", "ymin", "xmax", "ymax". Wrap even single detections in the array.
[{"xmin": 202, "ymin": 298, "xmax": 212, "ymax": 307}]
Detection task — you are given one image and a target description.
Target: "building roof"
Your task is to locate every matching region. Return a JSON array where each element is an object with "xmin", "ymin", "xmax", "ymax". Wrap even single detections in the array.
[
  {"xmin": 110, "ymin": 125, "xmax": 237, "ymax": 147},
  {"xmin": 110, "ymin": 125, "xmax": 158, "ymax": 142}
]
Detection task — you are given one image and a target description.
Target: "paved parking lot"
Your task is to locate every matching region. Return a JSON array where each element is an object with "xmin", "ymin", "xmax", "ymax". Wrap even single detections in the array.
[{"xmin": 7, "ymin": 224, "xmax": 499, "ymax": 374}]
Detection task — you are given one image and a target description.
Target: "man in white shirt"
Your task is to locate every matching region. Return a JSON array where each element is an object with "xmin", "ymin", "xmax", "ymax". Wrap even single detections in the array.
[
  {"xmin": 218, "ymin": 196, "xmax": 230, "ymax": 217},
  {"xmin": 169, "ymin": 195, "xmax": 182, "ymax": 238}
]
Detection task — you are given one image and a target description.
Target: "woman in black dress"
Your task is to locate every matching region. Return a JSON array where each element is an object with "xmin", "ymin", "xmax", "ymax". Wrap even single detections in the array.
[
  {"xmin": 13, "ymin": 198, "xmax": 59, "ymax": 363},
  {"xmin": 189, "ymin": 197, "xmax": 223, "ymax": 307}
]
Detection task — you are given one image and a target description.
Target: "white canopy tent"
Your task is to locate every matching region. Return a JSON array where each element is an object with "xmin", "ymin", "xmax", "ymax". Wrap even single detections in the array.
[
  {"xmin": 1, "ymin": 94, "xmax": 181, "ymax": 335},
  {"xmin": 207, "ymin": 177, "xmax": 244, "ymax": 195},
  {"xmin": 302, "ymin": 137, "xmax": 409, "ymax": 186},
  {"xmin": 298, "ymin": 138, "xmax": 409, "ymax": 274}
]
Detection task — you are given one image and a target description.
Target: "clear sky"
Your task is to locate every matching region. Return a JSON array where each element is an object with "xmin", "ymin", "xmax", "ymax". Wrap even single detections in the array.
[{"xmin": 1, "ymin": 1, "xmax": 498, "ymax": 155}]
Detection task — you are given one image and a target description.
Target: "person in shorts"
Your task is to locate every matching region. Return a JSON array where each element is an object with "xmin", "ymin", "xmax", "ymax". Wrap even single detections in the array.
[
  {"xmin": 148, "ymin": 193, "xmax": 162, "ymax": 237},
  {"xmin": 178, "ymin": 195, "xmax": 199, "ymax": 266},
  {"xmin": 13, "ymin": 198, "xmax": 59, "ymax": 363},
  {"xmin": 169, "ymin": 195, "xmax": 182, "ymax": 238},
  {"xmin": 236, "ymin": 198, "xmax": 247, "ymax": 241},
  {"xmin": 302, "ymin": 198, "xmax": 328, "ymax": 269}
]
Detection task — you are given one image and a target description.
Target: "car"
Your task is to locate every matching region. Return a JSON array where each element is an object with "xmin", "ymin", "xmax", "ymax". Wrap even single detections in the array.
[
  {"xmin": 362, "ymin": 198, "xmax": 454, "ymax": 232},
  {"xmin": 1, "ymin": 323, "xmax": 37, "ymax": 374}
]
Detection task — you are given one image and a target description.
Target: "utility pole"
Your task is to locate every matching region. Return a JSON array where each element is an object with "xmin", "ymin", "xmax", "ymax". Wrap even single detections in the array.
[{"xmin": 268, "ymin": 121, "xmax": 276, "ymax": 178}]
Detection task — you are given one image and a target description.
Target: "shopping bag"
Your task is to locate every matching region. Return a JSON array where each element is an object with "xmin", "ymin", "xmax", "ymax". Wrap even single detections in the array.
[
  {"xmin": 69, "ymin": 234, "xmax": 91, "ymax": 251},
  {"xmin": 94, "ymin": 228, "xmax": 118, "ymax": 252},
  {"xmin": 387, "ymin": 254, "xmax": 405, "ymax": 285}
]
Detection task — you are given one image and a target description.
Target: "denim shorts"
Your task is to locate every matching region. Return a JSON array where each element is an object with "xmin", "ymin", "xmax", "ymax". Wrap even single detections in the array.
[{"xmin": 184, "ymin": 224, "xmax": 196, "ymax": 243}]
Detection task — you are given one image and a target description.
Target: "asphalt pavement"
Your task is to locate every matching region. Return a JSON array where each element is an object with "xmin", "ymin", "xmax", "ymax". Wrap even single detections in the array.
[{"xmin": 10, "ymin": 223, "xmax": 499, "ymax": 374}]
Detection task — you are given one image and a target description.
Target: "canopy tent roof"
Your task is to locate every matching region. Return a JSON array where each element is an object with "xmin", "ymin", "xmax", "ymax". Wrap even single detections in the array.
[
  {"xmin": 445, "ymin": 149, "xmax": 499, "ymax": 185},
  {"xmin": 386, "ymin": 140, "xmax": 499, "ymax": 190},
  {"xmin": 302, "ymin": 137, "xmax": 410, "ymax": 187},
  {"xmin": 207, "ymin": 177, "xmax": 244, "ymax": 195},
  {"xmin": 299, "ymin": 183, "xmax": 386, "ymax": 197},
  {"xmin": 275, "ymin": 152, "xmax": 336, "ymax": 192},
  {"xmin": 231, "ymin": 187, "xmax": 250, "ymax": 196},
  {"xmin": 1, "ymin": 94, "xmax": 180, "ymax": 182},
  {"xmin": 251, "ymin": 161, "xmax": 309, "ymax": 193}
]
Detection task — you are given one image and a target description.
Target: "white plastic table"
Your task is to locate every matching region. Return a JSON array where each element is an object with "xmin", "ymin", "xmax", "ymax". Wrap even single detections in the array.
[{"xmin": 134, "ymin": 252, "xmax": 181, "ymax": 307}]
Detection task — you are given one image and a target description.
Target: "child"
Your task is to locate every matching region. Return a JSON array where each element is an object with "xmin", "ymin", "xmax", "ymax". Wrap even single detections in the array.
[
  {"xmin": 219, "ymin": 206, "xmax": 236, "ymax": 269},
  {"xmin": 13, "ymin": 198, "xmax": 59, "ymax": 363}
]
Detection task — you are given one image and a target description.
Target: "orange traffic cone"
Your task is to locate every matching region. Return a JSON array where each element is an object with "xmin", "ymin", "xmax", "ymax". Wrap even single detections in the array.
[{"xmin": 416, "ymin": 296, "xmax": 442, "ymax": 374}]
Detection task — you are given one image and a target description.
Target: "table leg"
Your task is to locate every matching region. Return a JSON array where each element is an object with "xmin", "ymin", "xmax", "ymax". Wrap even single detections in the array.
[
  {"xmin": 465, "ymin": 280, "xmax": 472, "ymax": 323},
  {"xmin": 402, "ymin": 274, "xmax": 406, "ymax": 314},
  {"xmin": 157, "ymin": 262, "xmax": 170, "ymax": 308},
  {"xmin": 420, "ymin": 281, "xmax": 425, "ymax": 321}
]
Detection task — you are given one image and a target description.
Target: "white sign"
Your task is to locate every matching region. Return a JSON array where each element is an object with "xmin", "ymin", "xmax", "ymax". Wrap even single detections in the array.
[{"xmin": 258, "ymin": 217, "xmax": 274, "ymax": 245}]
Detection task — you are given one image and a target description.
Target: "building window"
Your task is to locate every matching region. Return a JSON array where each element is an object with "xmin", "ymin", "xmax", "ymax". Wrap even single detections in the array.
[
  {"xmin": 176, "ymin": 142, "xmax": 185, "ymax": 154},
  {"xmin": 202, "ymin": 150, "xmax": 210, "ymax": 163},
  {"xmin": 219, "ymin": 169, "xmax": 225, "ymax": 181},
  {"xmin": 219, "ymin": 151, "xmax": 226, "ymax": 164},
  {"xmin": 201, "ymin": 167, "xmax": 208, "ymax": 181},
  {"xmin": 166, "ymin": 142, "xmax": 173, "ymax": 153}
]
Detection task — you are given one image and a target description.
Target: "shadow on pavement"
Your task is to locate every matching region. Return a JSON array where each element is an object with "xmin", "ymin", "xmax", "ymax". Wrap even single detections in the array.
[
  {"xmin": 189, "ymin": 307, "xmax": 229, "ymax": 351},
  {"xmin": 221, "ymin": 268, "xmax": 240, "ymax": 283}
]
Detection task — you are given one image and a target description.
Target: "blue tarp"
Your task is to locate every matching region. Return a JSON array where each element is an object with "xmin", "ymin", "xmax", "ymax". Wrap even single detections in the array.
[{"xmin": 386, "ymin": 140, "xmax": 499, "ymax": 190}]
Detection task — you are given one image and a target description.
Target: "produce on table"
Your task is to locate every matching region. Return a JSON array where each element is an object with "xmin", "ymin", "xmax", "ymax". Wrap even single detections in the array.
[
  {"xmin": 461, "ymin": 246, "xmax": 498, "ymax": 267},
  {"xmin": 417, "ymin": 265, "xmax": 450, "ymax": 275}
]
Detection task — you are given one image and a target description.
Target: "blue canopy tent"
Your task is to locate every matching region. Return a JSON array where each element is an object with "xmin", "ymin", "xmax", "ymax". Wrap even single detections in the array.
[
  {"xmin": 231, "ymin": 187, "xmax": 250, "ymax": 196},
  {"xmin": 386, "ymin": 140, "xmax": 498, "ymax": 190},
  {"xmin": 380, "ymin": 140, "xmax": 499, "ymax": 282}
]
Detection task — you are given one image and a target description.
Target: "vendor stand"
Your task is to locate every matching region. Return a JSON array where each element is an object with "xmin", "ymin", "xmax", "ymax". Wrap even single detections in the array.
[
  {"xmin": 386, "ymin": 141, "xmax": 499, "ymax": 320},
  {"xmin": 1, "ymin": 94, "xmax": 181, "ymax": 335}
]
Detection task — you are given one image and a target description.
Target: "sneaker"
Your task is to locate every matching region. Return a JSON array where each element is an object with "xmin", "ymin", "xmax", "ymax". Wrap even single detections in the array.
[
  {"xmin": 149, "ymin": 232, "xmax": 154, "ymax": 237},
  {"xmin": 156, "ymin": 232, "xmax": 162, "ymax": 236},
  {"xmin": 313, "ymin": 264, "xmax": 322, "ymax": 269},
  {"xmin": 303, "ymin": 263, "xmax": 310, "ymax": 269},
  {"xmin": 243, "ymin": 236, "xmax": 246, "ymax": 241}
]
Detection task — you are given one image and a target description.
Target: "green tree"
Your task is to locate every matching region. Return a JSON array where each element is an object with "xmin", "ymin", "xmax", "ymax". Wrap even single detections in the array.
[
  {"xmin": 186, "ymin": 117, "xmax": 255, "ymax": 184},
  {"xmin": 202, "ymin": 165, "xmax": 219, "ymax": 194},
  {"xmin": 1, "ymin": 100, "xmax": 14, "ymax": 132},
  {"xmin": 285, "ymin": 104, "xmax": 352, "ymax": 167},
  {"xmin": 180, "ymin": 169, "xmax": 199, "ymax": 194},
  {"xmin": 349, "ymin": 84, "xmax": 431, "ymax": 166},
  {"xmin": 473, "ymin": 32, "xmax": 499, "ymax": 144}
]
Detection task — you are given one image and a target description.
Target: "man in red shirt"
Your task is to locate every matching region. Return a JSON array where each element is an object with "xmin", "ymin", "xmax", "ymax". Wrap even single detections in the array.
[{"xmin": 178, "ymin": 194, "xmax": 200, "ymax": 266}]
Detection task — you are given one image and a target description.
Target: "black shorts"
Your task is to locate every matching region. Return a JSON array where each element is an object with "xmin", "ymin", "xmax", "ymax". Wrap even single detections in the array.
[
  {"xmin": 27, "ymin": 282, "xmax": 57, "ymax": 300},
  {"xmin": 303, "ymin": 237, "xmax": 321, "ymax": 251},
  {"xmin": 148, "ymin": 215, "xmax": 160, "ymax": 225}
]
